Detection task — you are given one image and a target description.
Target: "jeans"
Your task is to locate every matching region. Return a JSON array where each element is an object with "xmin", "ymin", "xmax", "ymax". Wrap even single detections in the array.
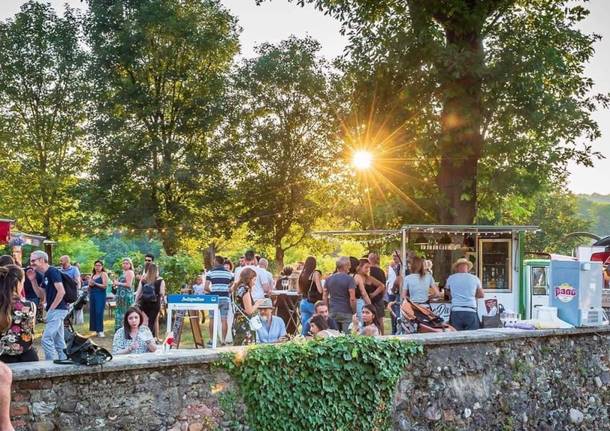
[
  {"xmin": 300, "ymin": 299, "xmax": 315, "ymax": 336},
  {"xmin": 42, "ymin": 308, "xmax": 69, "ymax": 360},
  {"xmin": 89, "ymin": 287, "xmax": 106, "ymax": 332},
  {"xmin": 449, "ymin": 311, "xmax": 480, "ymax": 331},
  {"xmin": 330, "ymin": 311, "xmax": 353, "ymax": 334}
]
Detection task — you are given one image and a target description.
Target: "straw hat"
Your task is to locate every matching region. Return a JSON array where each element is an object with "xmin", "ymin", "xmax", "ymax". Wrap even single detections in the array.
[
  {"xmin": 452, "ymin": 257, "xmax": 473, "ymax": 271},
  {"xmin": 258, "ymin": 298, "xmax": 274, "ymax": 309}
]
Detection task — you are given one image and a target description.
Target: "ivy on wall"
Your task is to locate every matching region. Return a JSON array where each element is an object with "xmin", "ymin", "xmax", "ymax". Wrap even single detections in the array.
[{"xmin": 218, "ymin": 336, "xmax": 423, "ymax": 431}]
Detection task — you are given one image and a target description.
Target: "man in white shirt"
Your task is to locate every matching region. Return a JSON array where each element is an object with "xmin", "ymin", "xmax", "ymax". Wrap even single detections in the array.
[
  {"xmin": 258, "ymin": 258, "xmax": 274, "ymax": 296},
  {"xmin": 234, "ymin": 250, "xmax": 269, "ymax": 300}
]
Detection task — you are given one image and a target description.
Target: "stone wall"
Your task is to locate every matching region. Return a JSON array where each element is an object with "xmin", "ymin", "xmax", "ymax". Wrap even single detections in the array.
[{"xmin": 8, "ymin": 327, "xmax": 610, "ymax": 431}]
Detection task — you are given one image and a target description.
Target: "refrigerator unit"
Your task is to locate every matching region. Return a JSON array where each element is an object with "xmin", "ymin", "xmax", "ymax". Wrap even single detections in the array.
[{"xmin": 549, "ymin": 260, "xmax": 606, "ymax": 327}]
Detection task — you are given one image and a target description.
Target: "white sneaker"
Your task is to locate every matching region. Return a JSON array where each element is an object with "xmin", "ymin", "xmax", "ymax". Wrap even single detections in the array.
[{"xmin": 97, "ymin": 332, "xmax": 105, "ymax": 338}]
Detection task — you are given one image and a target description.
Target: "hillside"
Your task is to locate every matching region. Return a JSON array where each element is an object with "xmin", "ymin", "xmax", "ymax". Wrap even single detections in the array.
[{"xmin": 578, "ymin": 194, "xmax": 610, "ymax": 236}]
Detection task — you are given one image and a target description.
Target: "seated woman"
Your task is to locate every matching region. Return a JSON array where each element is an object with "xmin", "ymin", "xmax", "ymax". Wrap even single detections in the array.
[
  {"xmin": 112, "ymin": 306, "xmax": 157, "ymax": 355},
  {"xmin": 309, "ymin": 315, "xmax": 340, "ymax": 338},
  {"xmin": 0, "ymin": 265, "xmax": 38, "ymax": 363},
  {"xmin": 402, "ymin": 256, "xmax": 440, "ymax": 306},
  {"xmin": 351, "ymin": 304, "xmax": 381, "ymax": 336}
]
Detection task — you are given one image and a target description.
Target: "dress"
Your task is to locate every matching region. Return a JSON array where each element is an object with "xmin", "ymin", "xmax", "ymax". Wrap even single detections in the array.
[
  {"xmin": 232, "ymin": 284, "xmax": 255, "ymax": 346},
  {"xmin": 114, "ymin": 273, "xmax": 135, "ymax": 332},
  {"xmin": 89, "ymin": 275, "xmax": 107, "ymax": 333},
  {"xmin": 112, "ymin": 325, "xmax": 155, "ymax": 354},
  {"xmin": 0, "ymin": 299, "xmax": 39, "ymax": 363}
]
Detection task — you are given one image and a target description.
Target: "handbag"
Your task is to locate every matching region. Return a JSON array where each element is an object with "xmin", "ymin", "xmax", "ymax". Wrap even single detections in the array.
[{"xmin": 481, "ymin": 314, "xmax": 503, "ymax": 328}]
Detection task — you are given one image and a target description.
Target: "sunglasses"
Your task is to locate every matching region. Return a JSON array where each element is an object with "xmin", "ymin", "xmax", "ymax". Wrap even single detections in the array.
[{"xmin": 145, "ymin": 259, "xmax": 152, "ymax": 262}]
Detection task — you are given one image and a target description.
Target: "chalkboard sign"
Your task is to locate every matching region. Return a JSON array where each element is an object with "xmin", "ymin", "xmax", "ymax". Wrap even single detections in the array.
[{"xmin": 170, "ymin": 310, "xmax": 205, "ymax": 349}]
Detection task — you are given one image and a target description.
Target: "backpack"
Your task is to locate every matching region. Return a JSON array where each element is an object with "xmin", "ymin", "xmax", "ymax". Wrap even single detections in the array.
[
  {"xmin": 140, "ymin": 281, "xmax": 158, "ymax": 303},
  {"xmin": 54, "ymin": 325, "xmax": 112, "ymax": 366},
  {"xmin": 60, "ymin": 272, "xmax": 78, "ymax": 303}
]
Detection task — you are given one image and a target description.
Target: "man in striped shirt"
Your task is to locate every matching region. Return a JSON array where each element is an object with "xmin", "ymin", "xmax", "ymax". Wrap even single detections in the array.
[{"xmin": 205, "ymin": 255, "xmax": 235, "ymax": 346}]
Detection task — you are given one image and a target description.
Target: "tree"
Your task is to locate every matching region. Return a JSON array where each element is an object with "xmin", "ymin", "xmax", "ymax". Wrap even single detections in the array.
[
  {"xmin": 85, "ymin": 0, "xmax": 240, "ymax": 254},
  {"xmin": 267, "ymin": 0, "xmax": 607, "ymax": 225},
  {"xmin": 0, "ymin": 1, "xmax": 89, "ymax": 238},
  {"xmin": 230, "ymin": 37, "xmax": 338, "ymax": 268}
]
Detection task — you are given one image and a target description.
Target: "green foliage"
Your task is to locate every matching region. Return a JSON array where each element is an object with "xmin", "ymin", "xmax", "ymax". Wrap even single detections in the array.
[
  {"xmin": 218, "ymin": 336, "xmax": 422, "ymax": 431},
  {"xmin": 158, "ymin": 253, "xmax": 202, "ymax": 293},
  {"xmin": 578, "ymin": 194, "xmax": 610, "ymax": 236},
  {"xmin": 0, "ymin": 1, "xmax": 89, "ymax": 238},
  {"xmin": 54, "ymin": 237, "xmax": 103, "ymax": 271},
  {"xmin": 229, "ymin": 36, "xmax": 338, "ymax": 268},
  {"xmin": 85, "ymin": 0, "xmax": 240, "ymax": 254}
]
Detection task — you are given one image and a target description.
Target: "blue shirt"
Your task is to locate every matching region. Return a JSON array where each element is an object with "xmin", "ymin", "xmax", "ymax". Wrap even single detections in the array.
[
  {"xmin": 256, "ymin": 316, "xmax": 286, "ymax": 343},
  {"xmin": 446, "ymin": 273, "xmax": 480, "ymax": 312},
  {"xmin": 206, "ymin": 265, "xmax": 234, "ymax": 297},
  {"xmin": 43, "ymin": 267, "xmax": 68, "ymax": 311},
  {"xmin": 60, "ymin": 265, "xmax": 80, "ymax": 282},
  {"xmin": 326, "ymin": 272, "xmax": 356, "ymax": 314}
]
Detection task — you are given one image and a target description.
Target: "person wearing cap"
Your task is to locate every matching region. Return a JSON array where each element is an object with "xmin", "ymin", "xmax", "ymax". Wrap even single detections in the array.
[
  {"xmin": 446, "ymin": 258, "xmax": 484, "ymax": 331},
  {"xmin": 255, "ymin": 298, "xmax": 287, "ymax": 344}
]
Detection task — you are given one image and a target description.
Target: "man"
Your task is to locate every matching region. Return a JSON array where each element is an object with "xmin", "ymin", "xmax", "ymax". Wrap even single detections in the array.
[
  {"xmin": 302, "ymin": 301, "xmax": 339, "ymax": 336},
  {"xmin": 59, "ymin": 255, "xmax": 82, "ymax": 324},
  {"xmin": 446, "ymin": 258, "xmax": 484, "ymax": 331},
  {"xmin": 205, "ymin": 255, "xmax": 234, "ymax": 346},
  {"xmin": 234, "ymin": 250, "xmax": 269, "ymax": 300},
  {"xmin": 368, "ymin": 252, "xmax": 387, "ymax": 334},
  {"xmin": 59, "ymin": 255, "xmax": 81, "ymax": 290},
  {"xmin": 26, "ymin": 250, "xmax": 69, "ymax": 360},
  {"xmin": 323, "ymin": 256, "xmax": 357, "ymax": 333},
  {"xmin": 255, "ymin": 298, "xmax": 286, "ymax": 343},
  {"xmin": 258, "ymin": 258, "xmax": 274, "ymax": 296}
]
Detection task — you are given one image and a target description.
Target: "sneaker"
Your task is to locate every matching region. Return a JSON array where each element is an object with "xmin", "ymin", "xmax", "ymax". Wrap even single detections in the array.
[
  {"xmin": 206, "ymin": 340, "xmax": 213, "ymax": 348},
  {"xmin": 97, "ymin": 332, "xmax": 105, "ymax": 338}
]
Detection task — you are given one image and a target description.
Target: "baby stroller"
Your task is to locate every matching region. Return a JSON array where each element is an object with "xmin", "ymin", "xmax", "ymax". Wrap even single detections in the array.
[
  {"xmin": 395, "ymin": 298, "xmax": 455, "ymax": 334},
  {"xmin": 57, "ymin": 290, "xmax": 112, "ymax": 366},
  {"xmin": 64, "ymin": 290, "xmax": 89, "ymax": 327}
]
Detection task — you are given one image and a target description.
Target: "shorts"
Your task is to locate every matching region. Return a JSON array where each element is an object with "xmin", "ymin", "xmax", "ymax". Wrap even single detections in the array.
[{"xmin": 211, "ymin": 296, "xmax": 230, "ymax": 319}]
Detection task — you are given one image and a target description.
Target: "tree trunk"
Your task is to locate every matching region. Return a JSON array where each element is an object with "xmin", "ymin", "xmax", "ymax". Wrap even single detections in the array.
[
  {"xmin": 274, "ymin": 246, "xmax": 285, "ymax": 273},
  {"xmin": 159, "ymin": 228, "xmax": 178, "ymax": 256},
  {"xmin": 436, "ymin": 27, "xmax": 485, "ymax": 225}
]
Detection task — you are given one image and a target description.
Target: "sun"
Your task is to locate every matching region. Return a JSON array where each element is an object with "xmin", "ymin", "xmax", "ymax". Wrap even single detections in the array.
[{"xmin": 352, "ymin": 150, "xmax": 373, "ymax": 170}]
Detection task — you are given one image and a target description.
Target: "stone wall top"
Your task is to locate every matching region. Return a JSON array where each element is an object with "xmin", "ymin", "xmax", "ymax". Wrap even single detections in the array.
[{"xmin": 11, "ymin": 326, "xmax": 610, "ymax": 381}]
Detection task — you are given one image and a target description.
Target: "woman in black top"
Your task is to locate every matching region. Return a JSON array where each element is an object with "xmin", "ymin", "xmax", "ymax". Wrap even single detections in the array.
[
  {"xmin": 135, "ymin": 263, "xmax": 166, "ymax": 338},
  {"xmin": 298, "ymin": 257, "xmax": 323, "ymax": 336},
  {"xmin": 354, "ymin": 259, "xmax": 385, "ymax": 333}
]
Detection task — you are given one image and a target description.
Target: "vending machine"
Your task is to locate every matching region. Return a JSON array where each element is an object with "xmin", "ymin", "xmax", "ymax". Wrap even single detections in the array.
[{"xmin": 549, "ymin": 260, "xmax": 606, "ymax": 327}]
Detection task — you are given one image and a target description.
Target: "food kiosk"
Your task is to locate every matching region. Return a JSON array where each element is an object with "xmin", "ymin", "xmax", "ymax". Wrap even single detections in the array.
[{"xmin": 402, "ymin": 225, "xmax": 540, "ymax": 319}]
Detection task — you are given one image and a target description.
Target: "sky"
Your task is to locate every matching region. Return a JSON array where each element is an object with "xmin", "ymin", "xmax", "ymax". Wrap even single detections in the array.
[{"xmin": 2, "ymin": 0, "xmax": 609, "ymax": 195}]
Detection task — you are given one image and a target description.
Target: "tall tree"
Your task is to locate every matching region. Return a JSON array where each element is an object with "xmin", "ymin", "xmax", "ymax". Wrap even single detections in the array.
[
  {"xmin": 0, "ymin": 1, "xmax": 89, "ymax": 238},
  {"xmin": 86, "ymin": 0, "xmax": 239, "ymax": 254},
  {"xmin": 230, "ymin": 37, "xmax": 338, "ymax": 268},
  {"xmin": 267, "ymin": 0, "xmax": 607, "ymax": 225}
]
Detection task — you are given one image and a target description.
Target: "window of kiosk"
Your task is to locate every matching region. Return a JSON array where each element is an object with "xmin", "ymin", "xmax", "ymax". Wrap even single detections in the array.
[
  {"xmin": 531, "ymin": 267, "xmax": 548, "ymax": 296},
  {"xmin": 479, "ymin": 239, "xmax": 512, "ymax": 292}
]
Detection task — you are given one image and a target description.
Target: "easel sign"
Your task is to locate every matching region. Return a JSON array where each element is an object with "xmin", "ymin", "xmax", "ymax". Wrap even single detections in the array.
[{"xmin": 166, "ymin": 294, "xmax": 220, "ymax": 349}]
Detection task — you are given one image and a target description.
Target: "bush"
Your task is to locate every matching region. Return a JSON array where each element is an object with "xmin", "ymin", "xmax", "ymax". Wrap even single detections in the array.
[
  {"xmin": 218, "ymin": 336, "xmax": 422, "ymax": 431},
  {"xmin": 158, "ymin": 253, "xmax": 202, "ymax": 293}
]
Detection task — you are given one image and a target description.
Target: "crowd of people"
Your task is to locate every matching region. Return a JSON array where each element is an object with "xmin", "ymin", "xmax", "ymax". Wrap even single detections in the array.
[{"xmin": 0, "ymin": 245, "xmax": 492, "ymax": 367}]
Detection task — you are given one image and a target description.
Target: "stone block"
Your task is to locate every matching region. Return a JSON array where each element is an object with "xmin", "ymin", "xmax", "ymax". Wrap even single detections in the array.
[{"xmin": 10, "ymin": 403, "xmax": 30, "ymax": 417}]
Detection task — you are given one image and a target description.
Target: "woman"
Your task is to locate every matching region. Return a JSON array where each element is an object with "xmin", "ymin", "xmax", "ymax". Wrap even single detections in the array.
[
  {"xmin": 351, "ymin": 304, "xmax": 381, "ymax": 336},
  {"xmin": 89, "ymin": 260, "xmax": 109, "ymax": 337},
  {"xmin": 232, "ymin": 268, "xmax": 262, "ymax": 346},
  {"xmin": 0, "ymin": 265, "xmax": 38, "ymax": 363},
  {"xmin": 135, "ymin": 263, "xmax": 165, "ymax": 338},
  {"xmin": 298, "ymin": 257, "xmax": 323, "ymax": 336},
  {"xmin": 274, "ymin": 266, "xmax": 293, "ymax": 290},
  {"xmin": 112, "ymin": 306, "xmax": 156, "ymax": 355},
  {"xmin": 402, "ymin": 256, "xmax": 440, "ymax": 306},
  {"xmin": 354, "ymin": 259, "xmax": 384, "ymax": 329},
  {"xmin": 113, "ymin": 258, "xmax": 135, "ymax": 332},
  {"xmin": 223, "ymin": 259, "xmax": 234, "ymax": 272},
  {"xmin": 309, "ymin": 314, "xmax": 340, "ymax": 338}
]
